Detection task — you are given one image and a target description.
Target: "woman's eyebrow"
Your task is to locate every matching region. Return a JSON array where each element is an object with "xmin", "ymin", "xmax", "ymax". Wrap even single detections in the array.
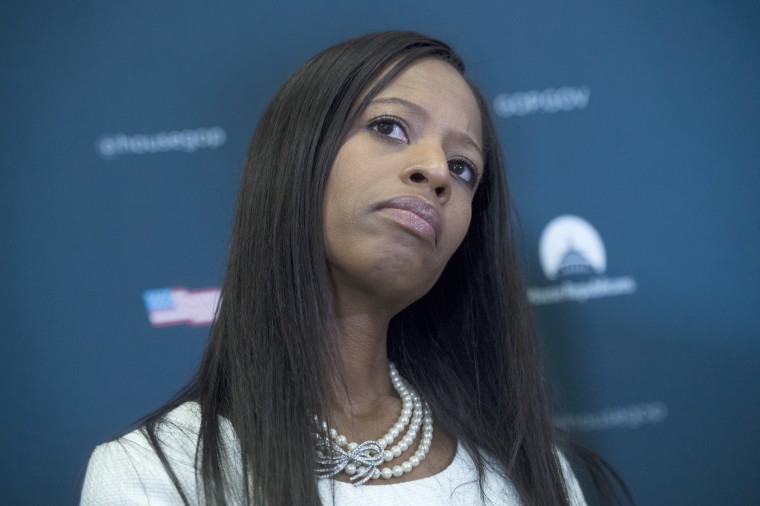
[
  {"xmin": 454, "ymin": 133, "xmax": 483, "ymax": 161},
  {"xmin": 369, "ymin": 96, "xmax": 483, "ymax": 159},
  {"xmin": 369, "ymin": 96, "xmax": 428, "ymax": 117}
]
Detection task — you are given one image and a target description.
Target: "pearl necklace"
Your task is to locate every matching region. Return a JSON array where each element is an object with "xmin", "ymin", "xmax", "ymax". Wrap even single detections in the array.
[{"xmin": 314, "ymin": 363, "xmax": 434, "ymax": 485}]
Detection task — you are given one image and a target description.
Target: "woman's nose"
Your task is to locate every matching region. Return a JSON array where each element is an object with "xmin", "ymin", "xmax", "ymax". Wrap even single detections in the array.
[{"xmin": 400, "ymin": 141, "xmax": 452, "ymax": 205}]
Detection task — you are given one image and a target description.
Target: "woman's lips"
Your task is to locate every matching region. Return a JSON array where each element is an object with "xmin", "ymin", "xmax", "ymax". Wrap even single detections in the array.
[{"xmin": 374, "ymin": 195, "xmax": 441, "ymax": 245}]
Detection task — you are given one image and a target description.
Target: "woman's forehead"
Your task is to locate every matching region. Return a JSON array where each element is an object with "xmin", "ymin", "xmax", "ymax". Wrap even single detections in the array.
[{"xmin": 368, "ymin": 58, "xmax": 483, "ymax": 151}]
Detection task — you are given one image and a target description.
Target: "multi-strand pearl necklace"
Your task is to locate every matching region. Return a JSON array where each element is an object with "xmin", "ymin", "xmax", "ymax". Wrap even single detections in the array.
[{"xmin": 314, "ymin": 363, "xmax": 434, "ymax": 486}]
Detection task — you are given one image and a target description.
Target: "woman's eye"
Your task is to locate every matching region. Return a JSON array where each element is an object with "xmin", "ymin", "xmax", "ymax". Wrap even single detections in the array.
[
  {"xmin": 448, "ymin": 159, "xmax": 477, "ymax": 186},
  {"xmin": 370, "ymin": 118, "xmax": 408, "ymax": 143}
]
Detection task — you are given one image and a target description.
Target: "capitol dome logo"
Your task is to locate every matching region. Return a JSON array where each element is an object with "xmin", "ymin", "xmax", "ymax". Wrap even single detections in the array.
[
  {"xmin": 539, "ymin": 215, "xmax": 606, "ymax": 280},
  {"xmin": 528, "ymin": 215, "xmax": 637, "ymax": 305}
]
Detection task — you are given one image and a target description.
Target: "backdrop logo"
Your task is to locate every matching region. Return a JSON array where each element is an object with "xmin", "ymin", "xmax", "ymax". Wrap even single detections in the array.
[
  {"xmin": 143, "ymin": 286, "xmax": 221, "ymax": 328},
  {"xmin": 554, "ymin": 402, "xmax": 668, "ymax": 432},
  {"xmin": 493, "ymin": 86, "xmax": 590, "ymax": 118},
  {"xmin": 97, "ymin": 126, "xmax": 226, "ymax": 159},
  {"xmin": 527, "ymin": 215, "xmax": 636, "ymax": 304}
]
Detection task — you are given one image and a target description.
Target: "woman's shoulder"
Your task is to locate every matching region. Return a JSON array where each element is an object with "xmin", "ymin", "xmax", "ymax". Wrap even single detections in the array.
[
  {"xmin": 92, "ymin": 401, "xmax": 204, "ymax": 465},
  {"xmin": 556, "ymin": 450, "xmax": 587, "ymax": 506},
  {"xmin": 80, "ymin": 402, "xmax": 206, "ymax": 505},
  {"xmin": 477, "ymin": 446, "xmax": 587, "ymax": 506}
]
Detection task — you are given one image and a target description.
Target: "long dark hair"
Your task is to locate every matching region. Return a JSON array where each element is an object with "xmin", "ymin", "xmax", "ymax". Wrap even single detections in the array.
[{"xmin": 136, "ymin": 31, "xmax": 631, "ymax": 505}]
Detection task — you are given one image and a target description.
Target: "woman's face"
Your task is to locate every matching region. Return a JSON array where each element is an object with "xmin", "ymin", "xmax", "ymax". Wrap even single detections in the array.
[{"xmin": 323, "ymin": 57, "xmax": 484, "ymax": 312}]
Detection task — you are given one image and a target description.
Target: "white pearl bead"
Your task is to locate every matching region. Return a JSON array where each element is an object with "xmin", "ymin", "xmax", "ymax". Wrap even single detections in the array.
[
  {"xmin": 381, "ymin": 467, "xmax": 392, "ymax": 479},
  {"xmin": 345, "ymin": 463, "xmax": 357, "ymax": 475},
  {"xmin": 392, "ymin": 446, "xmax": 402, "ymax": 457},
  {"xmin": 410, "ymin": 455, "xmax": 420, "ymax": 467},
  {"xmin": 382, "ymin": 435, "xmax": 394, "ymax": 446},
  {"xmin": 383, "ymin": 450, "xmax": 393, "ymax": 462},
  {"xmin": 357, "ymin": 466, "xmax": 367, "ymax": 475},
  {"xmin": 329, "ymin": 428, "xmax": 337, "ymax": 438},
  {"xmin": 347, "ymin": 442, "xmax": 358, "ymax": 452},
  {"xmin": 402, "ymin": 461, "xmax": 413, "ymax": 473},
  {"xmin": 389, "ymin": 428, "xmax": 400, "ymax": 438},
  {"xmin": 398, "ymin": 441, "xmax": 409, "ymax": 451},
  {"xmin": 402, "ymin": 407, "xmax": 412, "ymax": 417},
  {"xmin": 378, "ymin": 440, "xmax": 387, "ymax": 449},
  {"xmin": 392, "ymin": 465, "xmax": 403, "ymax": 477},
  {"xmin": 335, "ymin": 435, "xmax": 347, "ymax": 446},
  {"xmin": 393, "ymin": 422, "xmax": 404, "ymax": 431},
  {"xmin": 371, "ymin": 469, "xmax": 381, "ymax": 479}
]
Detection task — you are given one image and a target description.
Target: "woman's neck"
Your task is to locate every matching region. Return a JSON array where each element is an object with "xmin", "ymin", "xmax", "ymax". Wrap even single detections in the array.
[{"xmin": 332, "ymin": 310, "xmax": 394, "ymax": 411}]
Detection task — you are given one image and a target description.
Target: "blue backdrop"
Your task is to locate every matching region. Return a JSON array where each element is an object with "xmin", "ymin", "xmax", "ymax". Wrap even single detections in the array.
[{"xmin": 2, "ymin": 1, "xmax": 758, "ymax": 504}]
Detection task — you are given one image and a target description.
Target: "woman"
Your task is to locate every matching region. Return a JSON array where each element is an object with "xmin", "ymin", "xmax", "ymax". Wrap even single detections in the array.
[{"xmin": 81, "ymin": 31, "xmax": 630, "ymax": 505}]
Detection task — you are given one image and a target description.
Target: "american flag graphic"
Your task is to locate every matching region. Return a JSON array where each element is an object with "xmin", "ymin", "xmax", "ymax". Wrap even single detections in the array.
[{"xmin": 142, "ymin": 287, "xmax": 221, "ymax": 328}]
